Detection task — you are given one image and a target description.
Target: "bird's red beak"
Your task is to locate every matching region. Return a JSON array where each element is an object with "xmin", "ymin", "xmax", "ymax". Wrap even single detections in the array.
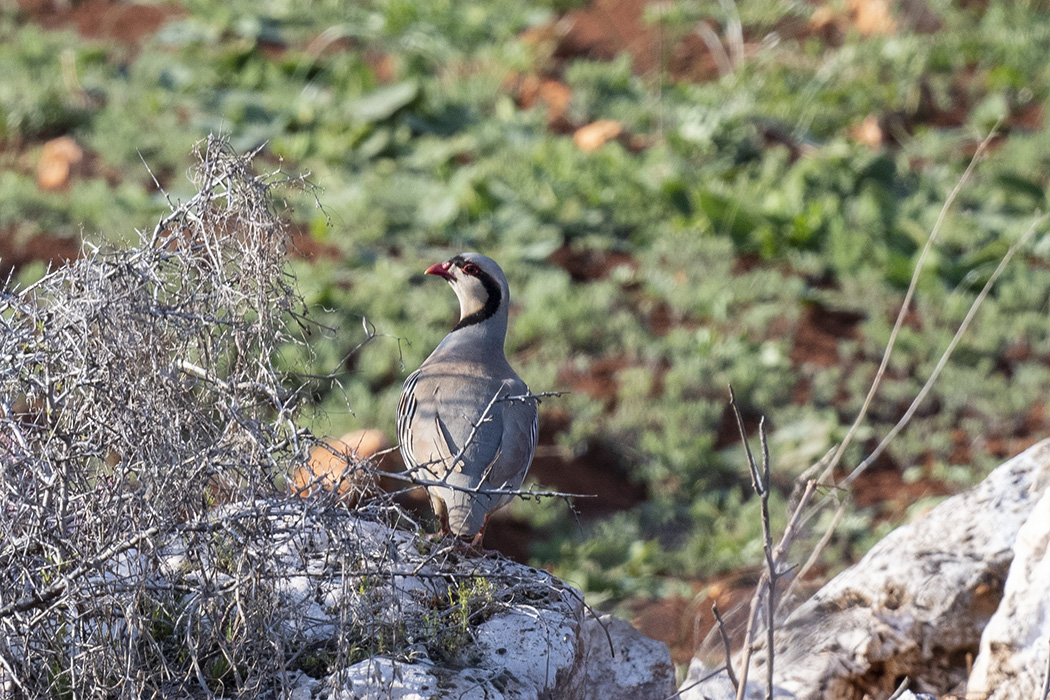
[{"xmin": 425, "ymin": 261, "xmax": 454, "ymax": 280}]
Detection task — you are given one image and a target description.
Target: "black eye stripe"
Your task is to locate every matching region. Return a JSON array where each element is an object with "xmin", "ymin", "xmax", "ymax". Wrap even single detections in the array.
[{"xmin": 449, "ymin": 256, "xmax": 479, "ymax": 276}]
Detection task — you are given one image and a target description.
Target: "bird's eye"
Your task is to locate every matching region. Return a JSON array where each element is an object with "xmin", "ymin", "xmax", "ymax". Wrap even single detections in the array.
[{"xmin": 461, "ymin": 263, "xmax": 480, "ymax": 275}]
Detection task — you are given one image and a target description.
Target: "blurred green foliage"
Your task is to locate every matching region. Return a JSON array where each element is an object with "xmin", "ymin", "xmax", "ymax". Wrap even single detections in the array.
[{"xmin": 4, "ymin": 0, "xmax": 1050, "ymax": 608}]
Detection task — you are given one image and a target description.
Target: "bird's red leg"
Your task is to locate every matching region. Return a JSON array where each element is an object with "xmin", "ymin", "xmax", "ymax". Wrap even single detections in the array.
[
  {"xmin": 469, "ymin": 513, "xmax": 492, "ymax": 553},
  {"xmin": 428, "ymin": 504, "xmax": 453, "ymax": 541},
  {"xmin": 439, "ymin": 509, "xmax": 452, "ymax": 538}
]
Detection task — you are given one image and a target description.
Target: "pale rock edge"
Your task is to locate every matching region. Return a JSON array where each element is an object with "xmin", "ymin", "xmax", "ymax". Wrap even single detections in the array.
[{"xmin": 680, "ymin": 438, "xmax": 1050, "ymax": 700}]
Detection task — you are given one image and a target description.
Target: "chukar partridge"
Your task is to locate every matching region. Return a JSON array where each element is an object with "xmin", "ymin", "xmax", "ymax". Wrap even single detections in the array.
[{"xmin": 396, "ymin": 253, "xmax": 538, "ymax": 548}]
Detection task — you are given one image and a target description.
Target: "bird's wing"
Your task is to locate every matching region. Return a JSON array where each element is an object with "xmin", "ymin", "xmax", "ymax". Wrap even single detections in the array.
[
  {"xmin": 395, "ymin": 368, "xmax": 424, "ymax": 471},
  {"xmin": 398, "ymin": 366, "xmax": 507, "ymax": 484},
  {"xmin": 482, "ymin": 378, "xmax": 538, "ymax": 494},
  {"xmin": 431, "ymin": 378, "xmax": 508, "ymax": 488}
]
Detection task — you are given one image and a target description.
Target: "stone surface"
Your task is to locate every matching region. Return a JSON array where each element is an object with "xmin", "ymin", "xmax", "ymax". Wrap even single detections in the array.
[
  {"xmin": 327, "ymin": 596, "xmax": 582, "ymax": 699},
  {"xmin": 679, "ymin": 439, "xmax": 1050, "ymax": 700},
  {"xmin": 153, "ymin": 500, "xmax": 675, "ymax": 699},
  {"xmin": 323, "ymin": 598, "xmax": 682, "ymax": 699},
  {"xmin": 578, "ymin": 614, "xmax": 677, "ymax": 700},
  {"xmin": 966, "ymin": 485, "xmax": 1050, "ymax": 700},
  {"xmin": 679, "ymin": 658, "xmax": 795, "ymax": 700}
]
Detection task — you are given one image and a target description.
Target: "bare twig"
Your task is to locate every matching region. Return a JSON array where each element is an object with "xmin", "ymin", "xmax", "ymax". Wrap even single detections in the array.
[
  {"xmin": 376, "ymin": 468, "xmax": 595, "ymax": 501},
  {"xmin": 1041, "ymin": 635, "xmax": 1050, "ymax": 700},
  {"xmin": 0, "ymin": 527, "xmax": 160, "ymax": 620},
  {"xmin": 563, "ymin": 587, "xmax": 616, "ymax": 659},
  {"xmin": 499, "ymin": 390, "xmax": 567, "ymax": 403},
  {"xmin": 712, "ymin": 601, "xmax": 738, "ymax": 689},
  {"xmin": 448, "ymin": 386, "xmax": 506, "ymax": 478},
  {"xmin": 661, "ymin": 664, "xmax": 731, "ymax": 700},
  {"xmin": 728, "ymin": 388, "xmax": 782, "ymax": 700},
  {"xmin": 716, "ymin": 0, "xmax": 745, "ymax": 69},
  {"xmin": 787, "ymin": 499, "xmax": 844, "ymax": 596},
  {"xmin": 759, "ymin": 424, "xmax": 775, "ymax": 700},
  {"xmin": 695, "ymin": 22, "xmax": 733, "ymax": 77},
  {"xmin": 0, "ymin": 649, "xmax": 26, "ymax": 694}
]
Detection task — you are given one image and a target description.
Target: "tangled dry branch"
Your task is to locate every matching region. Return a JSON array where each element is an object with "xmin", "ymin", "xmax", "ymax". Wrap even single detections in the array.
[
  {"xmin": 0, "ymin": 137, "xmax": 565, "ymax": 698},
  {"xmin": 0, "ymin": 137, "xmax": 314, "ymax": 696}
]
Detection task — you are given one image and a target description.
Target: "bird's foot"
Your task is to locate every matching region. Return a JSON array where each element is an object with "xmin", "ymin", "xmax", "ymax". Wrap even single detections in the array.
[
  {"xmin": 447, "ymin": 534, "xmax": 494, "ymax": 557},
  {"xmin": 426, "ymin": 511, "xmax": 453, "ymax": 542},
  {"xmin": 422, "ymin": 532, "xmax": 493, "ymax": 556},
  {"xmin": 464, "ymin": 519, "xmax": 499, "ymax": 556}
]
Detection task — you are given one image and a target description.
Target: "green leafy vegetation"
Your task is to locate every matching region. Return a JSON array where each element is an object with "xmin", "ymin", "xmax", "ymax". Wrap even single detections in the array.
[{"xmin": 4, "ymin": 0, "xmax": 1050, "ymax": 622}]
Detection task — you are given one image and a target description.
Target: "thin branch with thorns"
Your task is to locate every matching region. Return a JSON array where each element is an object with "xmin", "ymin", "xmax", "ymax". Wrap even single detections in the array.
[{"xmin": 0, "ymin": 136, "xmax": 581, "ymax": 698}]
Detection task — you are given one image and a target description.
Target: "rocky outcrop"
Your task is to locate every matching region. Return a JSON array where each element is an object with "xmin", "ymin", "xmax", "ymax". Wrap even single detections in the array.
[
  {"xmin": 578, "ymin": 615, "xmax": 678, "ymax": 700},
  {"xmin": 680, "ymin": 438, "xmax": 1050, "ymax": 700},
  {"xmin": 157, "ymin": 501, "xmax": 676, "ymax": 700},
  {"xmin": 298, "ymin": 611, "xmax": 677, "ymax": 700},
  {"xmin": 966, "ymin": 485, "xmax": 1050, "ymax": 699},
  {"xmin": 324, "ymin": 583, "xmax": 584, "ymax": 699}
]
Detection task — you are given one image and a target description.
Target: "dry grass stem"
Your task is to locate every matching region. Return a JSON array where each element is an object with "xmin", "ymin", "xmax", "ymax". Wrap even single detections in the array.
[{"xmin": 816, "ymin": 123, "xmax": 1001, "ymax": 487}]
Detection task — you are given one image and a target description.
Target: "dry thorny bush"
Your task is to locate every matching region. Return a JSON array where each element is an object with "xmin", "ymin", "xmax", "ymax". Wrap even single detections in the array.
[{"xmin": 0, "ymin": 137, "xmax": 565, "ymax": 698}]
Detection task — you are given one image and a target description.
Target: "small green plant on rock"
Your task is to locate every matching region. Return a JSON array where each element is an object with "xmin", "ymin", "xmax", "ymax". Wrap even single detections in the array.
[{"xmin": 423, "ymin": 577, "xmax": 499, "ymax": 662}]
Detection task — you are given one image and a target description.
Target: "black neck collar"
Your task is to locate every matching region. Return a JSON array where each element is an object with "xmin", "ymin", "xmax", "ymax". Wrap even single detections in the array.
[{"xmin": 453, "ymin": 271, "xmax": 502, "ymax": 331}]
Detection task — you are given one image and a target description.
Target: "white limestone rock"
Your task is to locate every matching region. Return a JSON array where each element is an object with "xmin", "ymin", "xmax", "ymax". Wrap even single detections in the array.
[
  {"xmin": 966, "ymin": 485, "xmax": 1050, "ymax": 699},
  {"xmin": 200, "ymin": 503, "xmax": 679, "ymax": 700},
  {"xmin": 326, "ymin": 590, "xmax": 582, "ymax": 700},
  {"xmin": 578, "ymin": 614, "xmax": 677, "ymax": 700},
  {"xmin": 679, "ymin": 438, "xmax": 1050, "ymax": 700},
  {"xmin": 321, "ymin": 585, "xmax": 681, "ymax": 700},
  {"xmin": 17, "ymin": 495, "xmax": 676, "ymax": 699},
  {"xmin": 678, "ymin": 659, "xmax": 796, "ymax": 700}
]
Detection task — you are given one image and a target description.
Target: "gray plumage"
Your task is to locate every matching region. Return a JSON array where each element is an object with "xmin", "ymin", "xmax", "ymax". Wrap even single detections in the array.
[{"xmin": 396, "ymin": 253, "xmax": 538, "ymax": 543}]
